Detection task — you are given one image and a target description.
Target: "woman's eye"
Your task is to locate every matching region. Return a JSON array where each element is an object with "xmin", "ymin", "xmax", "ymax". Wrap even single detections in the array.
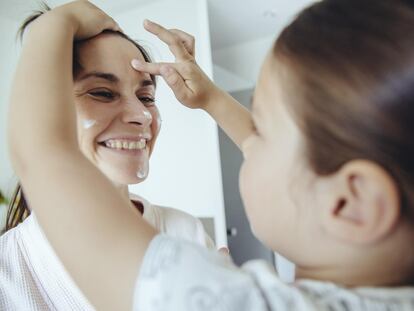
[
  {"xmin": 88, "ymin": 90, "xmax": 115, "ymax": 101},
  {"xmin": 138, "ymin": 96, "xmax": 155, "ymax": 106}
]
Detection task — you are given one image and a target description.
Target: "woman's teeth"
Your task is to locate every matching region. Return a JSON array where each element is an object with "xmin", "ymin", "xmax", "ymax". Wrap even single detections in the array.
[{"xmin": 104, "ymin": 139, "xmax": 147, "ymax": 150}]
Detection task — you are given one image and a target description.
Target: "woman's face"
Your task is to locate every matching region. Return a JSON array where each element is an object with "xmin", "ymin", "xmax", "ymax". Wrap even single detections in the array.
[{"xmin": 73, "ymin": 33, "xmax": 161, "ymax": 186}]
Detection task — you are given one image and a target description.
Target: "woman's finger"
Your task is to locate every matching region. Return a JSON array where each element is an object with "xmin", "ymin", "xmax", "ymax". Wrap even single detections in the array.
[
  {"xmin": 169, "ymin": 29, "xmax": 195, "ymax": 57},
  {"xmin": 143, "ymin": 19, "xmax": 193, "ymax": 61}
]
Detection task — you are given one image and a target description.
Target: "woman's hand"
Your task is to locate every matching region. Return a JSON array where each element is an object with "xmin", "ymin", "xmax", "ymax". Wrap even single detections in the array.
[
  {"xmin": 34, "ymin": 0, "xmax": 121, "ymax": 40},
  {"xmin": 131, "ymin": 20, "xmax": 224, "ymax": 112}
]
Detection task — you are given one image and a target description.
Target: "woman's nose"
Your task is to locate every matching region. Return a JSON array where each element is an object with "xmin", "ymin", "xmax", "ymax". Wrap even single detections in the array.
[{"xmin": 121, "ymin": 99, "xmax": 153, "ymax": 127}]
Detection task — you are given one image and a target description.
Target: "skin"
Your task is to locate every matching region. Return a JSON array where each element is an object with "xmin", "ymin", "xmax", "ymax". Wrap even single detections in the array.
[
  {"xmin": 8, "ymin": 1, "xmax": 414, "ymax": 310},
  {"xmin": 74, "ymin": 33, "xmax": 161, "ymax": 198}
]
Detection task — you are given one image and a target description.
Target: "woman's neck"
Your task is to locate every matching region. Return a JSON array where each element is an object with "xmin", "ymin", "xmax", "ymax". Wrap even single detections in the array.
[
  {"xmin": 112, "ymin": 183, "xmax": 144, "ymax": 215},
  {"xmin": 112, "ymin": 183, "xmax": 130, "ymax": 200}
]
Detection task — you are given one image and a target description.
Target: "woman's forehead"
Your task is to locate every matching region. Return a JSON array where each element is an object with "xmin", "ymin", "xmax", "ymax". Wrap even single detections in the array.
[
  {"xmin": 75, "ymin": 34, "xmax": 149, "ymax": 82},
  {"xmin": 76, "ymin": 34, "xmax": 146, "ymax": 71}
]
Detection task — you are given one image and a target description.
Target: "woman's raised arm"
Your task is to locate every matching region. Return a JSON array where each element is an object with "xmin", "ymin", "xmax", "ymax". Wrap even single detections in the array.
[{"xmin": 8, "ymin": 2, "xmax": 155, "ymax": 310}]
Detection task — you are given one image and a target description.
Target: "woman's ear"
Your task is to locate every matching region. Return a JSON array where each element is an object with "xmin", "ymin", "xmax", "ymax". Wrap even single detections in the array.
[{"xmin": 319, "ymin": 160, "xmax": 400, "ymax": 245}]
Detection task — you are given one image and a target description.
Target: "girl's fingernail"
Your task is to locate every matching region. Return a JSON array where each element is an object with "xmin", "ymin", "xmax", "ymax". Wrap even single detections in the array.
[{"xmin": 131, "ymin": 59, "xmax": 142, "ymax": 69}]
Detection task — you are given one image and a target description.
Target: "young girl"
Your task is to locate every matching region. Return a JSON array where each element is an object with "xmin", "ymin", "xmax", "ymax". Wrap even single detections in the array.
[{"xmin": 8, "ymin": 0, "xmax": 414, "ymax": 310}]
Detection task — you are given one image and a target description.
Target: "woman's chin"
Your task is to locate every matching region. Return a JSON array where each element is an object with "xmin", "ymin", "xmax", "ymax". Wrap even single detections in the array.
[{"xmin": 99, "ymin": 164, "xmax": 149, "ymax": 185}]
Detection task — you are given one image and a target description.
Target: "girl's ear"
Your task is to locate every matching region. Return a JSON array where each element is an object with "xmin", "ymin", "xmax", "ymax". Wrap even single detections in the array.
[{"xmin": 319, "ymin": 160, "xmax": 400, "ymax": 245}]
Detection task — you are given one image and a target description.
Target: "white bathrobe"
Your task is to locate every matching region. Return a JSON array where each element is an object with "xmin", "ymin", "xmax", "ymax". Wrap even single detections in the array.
[{"xmin": 0, "ymin": 194, "xmax": 214, "ymax": 311}]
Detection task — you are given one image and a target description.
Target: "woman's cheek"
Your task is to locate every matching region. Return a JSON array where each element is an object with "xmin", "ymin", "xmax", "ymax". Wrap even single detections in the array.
[
  {"xmin": 149, "ymin": 106, "xmax": 161, "ymax": 156},
  {"xmin": 151, "ymin": 106, "xmax": 162, "ymax": 136}
]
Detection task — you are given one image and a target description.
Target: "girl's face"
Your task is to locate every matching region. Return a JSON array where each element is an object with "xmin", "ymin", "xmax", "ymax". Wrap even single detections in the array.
[
  {"xmin": 239, "ymin": 54, "xmax": 316, "ymax": 260},
  {"xmin": 73, "ymin": 34, "xmax": 161, "ymax": 186}
]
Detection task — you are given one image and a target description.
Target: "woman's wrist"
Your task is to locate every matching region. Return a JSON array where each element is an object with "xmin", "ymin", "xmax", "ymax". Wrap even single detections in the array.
[{"xmin": 25, "ymin": 9, "xmax": 77, "ymax": 42}]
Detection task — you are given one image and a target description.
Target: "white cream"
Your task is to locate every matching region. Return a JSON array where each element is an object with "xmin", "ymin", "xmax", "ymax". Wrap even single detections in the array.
[
  {"xmin": 136, "ymin": 149, "xmax": 149, "ymax": 179},
  {"xmin": 143, "ymin": 110, "xmax": 152, "ymax": 120},
  {"xmin": 82, "ymin": 119, "xmax": 97, "ymax": 129}
]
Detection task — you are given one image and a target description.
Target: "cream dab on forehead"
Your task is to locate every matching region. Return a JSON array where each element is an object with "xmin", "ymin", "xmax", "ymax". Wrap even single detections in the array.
[{"xmin": 82, "ymin": 119, "xmax": 97, "ymax": 129}]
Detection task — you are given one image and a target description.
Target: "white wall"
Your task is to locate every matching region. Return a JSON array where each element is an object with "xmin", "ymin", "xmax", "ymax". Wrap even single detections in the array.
[
  {"xmin": 115, "ymin": 0, "xmax": 227, "ymax": 246},
  {"xmin": 212, "ymin": 34, "xmax": 276, "ymax": 90}
]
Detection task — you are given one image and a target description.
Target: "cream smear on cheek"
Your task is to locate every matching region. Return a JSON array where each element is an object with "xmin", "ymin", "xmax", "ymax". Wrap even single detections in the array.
[
  {"xmin": 142, "ymin": 109, "xmax": 152, "ymax": 120},
  {"xmin": 82, "ymin": 119, "xmax": 97, "ymax": 129}
]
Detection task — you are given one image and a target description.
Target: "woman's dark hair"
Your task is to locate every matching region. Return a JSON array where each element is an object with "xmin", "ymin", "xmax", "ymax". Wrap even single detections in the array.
[
  {"xmin": 5, "ymin": 3, "xmax": 157, "ymax": 233},
  {"xmin": 273, "ymin": 0, "xmax": 414, "ymax": 219}
]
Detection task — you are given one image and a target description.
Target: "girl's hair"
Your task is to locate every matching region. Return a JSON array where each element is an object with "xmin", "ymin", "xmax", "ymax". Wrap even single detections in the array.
[
  {"xmin": 4, "ymin": 3, "xmax": 157, "ymax": 233},
  {"xmin": 273, "ymin": 0, "xmax": 414, "ymax": 219}
]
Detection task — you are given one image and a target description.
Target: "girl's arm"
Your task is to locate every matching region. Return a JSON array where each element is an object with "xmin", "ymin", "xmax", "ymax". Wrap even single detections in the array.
[
  {"xmin": 8, "ymin": 2, "xmax": 155, "ymax": 310},
  {"xmin": 131, "ymin": 20, "xmax": 254, "ymax": 149}
]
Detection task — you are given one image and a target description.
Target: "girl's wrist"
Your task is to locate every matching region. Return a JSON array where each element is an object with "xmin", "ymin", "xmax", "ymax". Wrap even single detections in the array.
[{"xmin": 203, "ymin": 88, "xmax": 230, "ymax": 116}]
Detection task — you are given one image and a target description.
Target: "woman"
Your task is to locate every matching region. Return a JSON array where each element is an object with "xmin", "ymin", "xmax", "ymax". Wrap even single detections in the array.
[{"xmin": 1, "ymin": 3, "xmax": 213, "ymax": 310}]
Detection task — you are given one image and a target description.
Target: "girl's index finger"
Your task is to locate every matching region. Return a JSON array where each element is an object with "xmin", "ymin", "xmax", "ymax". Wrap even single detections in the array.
[{"xmin": 143, "ymin": 19, "xmax": 193, "ymax": 62}]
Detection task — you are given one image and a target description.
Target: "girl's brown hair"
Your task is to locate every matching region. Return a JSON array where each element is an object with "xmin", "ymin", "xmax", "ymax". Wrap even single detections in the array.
[
  {"xmin": 273, "ymin": 0, "xmax": 414, "ymax": 218},
  {"xmin": 5, "ymin": 3, "xmax": 156, "ymax": 233}
]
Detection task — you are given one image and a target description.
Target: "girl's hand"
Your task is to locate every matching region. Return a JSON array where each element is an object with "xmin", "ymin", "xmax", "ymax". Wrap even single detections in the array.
[
  {"xmin": 133, "ymin": 20, "xmax": 253, "ymax": 149},
  {"xmin": 131, "ymin": 20, "xmax": 224, "ymax": 112},
  {"xmin": 38, "ymin": 0, "xmax": 121, "ymax": 40}
]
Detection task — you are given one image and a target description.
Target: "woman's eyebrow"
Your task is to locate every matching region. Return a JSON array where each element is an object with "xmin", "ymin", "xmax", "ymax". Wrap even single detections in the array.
[
  {"xmin": 77, "ymin": 71, "xmax": 154, "ymax": 88},
  {"xmin": 77, "ymin": 71, "xmax": 119, "ymax": 83}
]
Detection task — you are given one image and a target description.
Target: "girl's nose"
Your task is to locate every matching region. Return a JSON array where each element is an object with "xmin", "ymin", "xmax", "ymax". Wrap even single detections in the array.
[{"xmin": 121, "ymin": 99, "xmax": 153, "ymax": 127}]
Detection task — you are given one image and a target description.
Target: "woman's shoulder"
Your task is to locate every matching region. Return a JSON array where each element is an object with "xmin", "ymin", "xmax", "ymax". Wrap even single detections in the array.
[
  {"xmin": 0, "ymin": 215, "xmax": 31, "ymax": 250},
  {"xmin": 149, "ymin": 204, "xmax": 207, "ymax": 233},
  {"xmin": 131, "ymin": 194, "xmax": 215, "ymax": 249}
]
